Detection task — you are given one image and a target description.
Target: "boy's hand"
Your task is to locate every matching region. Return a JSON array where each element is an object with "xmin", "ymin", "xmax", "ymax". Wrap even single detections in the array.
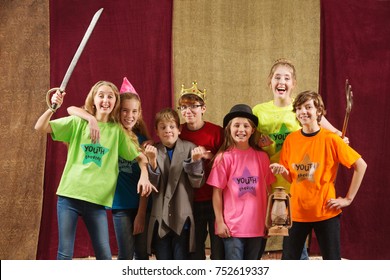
[
  {"xmin": 198, "ymin": 146, "xmax": 213, "ymax": 160},
  {"xmin": 191, "ymin": 146, "xmax": 207, "ymax": 162},
  {"xmin": 144, "ymin": 145, "xmax": 157, "ymax": 162},
  {"xmin": 269, "ymin": 163, "xmax": 289, "ymax": 175}
]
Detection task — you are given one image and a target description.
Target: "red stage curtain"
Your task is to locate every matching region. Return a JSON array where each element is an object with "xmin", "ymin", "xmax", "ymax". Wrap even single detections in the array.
[
  {"xmin": 37, "ymin": 0, "xmax": 173, "ymax": 259},
  {"xmin": 317, "ymin": 0, "xmax": 390, "ymax": 259}
]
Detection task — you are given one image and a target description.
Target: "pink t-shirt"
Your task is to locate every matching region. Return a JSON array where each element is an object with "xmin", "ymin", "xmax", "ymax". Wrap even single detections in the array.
[{"xmin": 207, "ymin": 147, "xmax": 275, "ymax": 237}]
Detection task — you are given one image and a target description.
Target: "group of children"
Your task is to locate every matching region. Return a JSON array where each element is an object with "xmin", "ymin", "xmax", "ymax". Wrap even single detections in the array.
[{"xmin": 35, "ymin": 59, "xmax": 367, "ymax": 260}]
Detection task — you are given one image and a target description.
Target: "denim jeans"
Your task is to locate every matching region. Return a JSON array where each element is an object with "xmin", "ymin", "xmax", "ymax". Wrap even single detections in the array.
[
  {"xmin": 112, "ymin": 209, "xmax": 150, "ymax": 260},
  {"xmin": 189, "ymin": 200, "xmax": 225, "ymax": 260},
  {"xmin": 57, "ymin": 196, "xmax": 112, "ymax": 260},
  {"xmin": 282, "ymin": 215, "xmax": 341, "ymax": 260},
  {"xmin": 223, "ymin": 237, "xmax": 266, "ymax": 260},
  {"xmin": 152, "ymin": 223, "xmax": 190, "ymax": 260},
  {"xmin": 300, "ymin": 242, "xmax": 309, "ymax": 260}
]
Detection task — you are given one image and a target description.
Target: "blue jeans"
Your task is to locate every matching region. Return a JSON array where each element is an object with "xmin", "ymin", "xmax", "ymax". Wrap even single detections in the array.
[
  {"xmin": 152, "ymin": 223, "xmax": 190, "ymax": 260},
  {"xmin": 300, "ymin": 242, "xmax": 309, "ymax": 260},
  {"xmin": 57, "ymin": 196, "xmax": 112, "ymax": 260},
  {"xmin": 189, "ymin": 200, "xmax": 224, "ymax": 260},
  {"xmin": 223, "ymin": 237, "xmax": 266, "ymax": 260},
  {"xmin": 282, "ymin": 215, "xmax": 341, "ymax": 260},
  {"xmin": 112, "ymin": 209, "xmax": 150, "ymax": 260}
]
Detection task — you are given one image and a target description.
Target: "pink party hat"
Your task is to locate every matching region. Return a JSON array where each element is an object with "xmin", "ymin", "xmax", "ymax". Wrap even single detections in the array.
[{"xmin": 120, "ymin": 77, "xmax": 138, "ymax": 96}]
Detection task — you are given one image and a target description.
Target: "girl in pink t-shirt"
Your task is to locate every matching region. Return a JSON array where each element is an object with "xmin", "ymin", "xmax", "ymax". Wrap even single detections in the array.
[{"xmin": 207, "ymin": 104, "xmax": 275, "ymax": 260}]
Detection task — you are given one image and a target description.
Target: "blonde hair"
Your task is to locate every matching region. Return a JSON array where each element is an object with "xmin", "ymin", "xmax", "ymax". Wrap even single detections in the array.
[
  {"xmin": 84, "ymin": 81, "xmax": 121, "ymax": 123},
  {"xmin": 267, "ymin": 58, "xmax": 297, "ymax": 88}
]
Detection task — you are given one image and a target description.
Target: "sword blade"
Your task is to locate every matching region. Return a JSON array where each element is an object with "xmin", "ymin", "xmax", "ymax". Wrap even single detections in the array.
[{"xmin": 59, "ymin": 8, "xmax": 104, "ymax": 91}]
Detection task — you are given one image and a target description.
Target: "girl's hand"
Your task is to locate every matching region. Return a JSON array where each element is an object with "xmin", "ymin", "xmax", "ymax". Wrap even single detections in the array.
[
  {"xmin": 326, "ymin": 197, "xmax": 352, "ymax": 210},
  {"xmin": 87, "ymin": 116, "xmax": 100, "ymax": 144},
  {"xmin": 141, "ymin": 139, "xmax": 154, "ymax": 149},
  {"xmin": 51, "ymin": 91, "xmax": 66, "ymax": 108},
  {"xmin": 137, "ymin": 177, "xmax": 157, "ymax": 196},
  {"xmin": 133, "ymin": 212, "xmax": 145, "ymax": 235},
  {"xmin": 342, "ymin": 136, "xmax": 350, "ymax": 145},
  {"xmin": 335, "ymin": 130, "xmax": 350, "ymax": 145},
  {"xmin": 269, "ymin": 163, "xmax": 289, "ymax": 175},
  {"xmin": 258, "ymin": 134, "xmax": 273, "ymax": 147},
  {"xmin": 215, "ymin": 221, "xmax": 231, "ymax": 238}
]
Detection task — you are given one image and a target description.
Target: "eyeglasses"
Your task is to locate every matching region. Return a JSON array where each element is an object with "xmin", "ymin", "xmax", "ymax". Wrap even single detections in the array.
[{"xmin": 177, "ymin": 104, "xmax": 203, "ymax": 111}]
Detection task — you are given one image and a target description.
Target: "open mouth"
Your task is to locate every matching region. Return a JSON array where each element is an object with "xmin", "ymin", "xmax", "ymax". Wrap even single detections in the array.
[
  {"xmin": 100, "ymin": 105, "xmax": 111, "ymax": 110},
  {"xmin": 277, "ymin": 87, "xmax": 286, "ymax": 94}
]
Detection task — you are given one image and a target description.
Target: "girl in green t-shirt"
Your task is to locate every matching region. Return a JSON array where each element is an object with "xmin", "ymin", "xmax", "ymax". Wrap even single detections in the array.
[{"xmin": 35, "ymin": 81, "xmax": 155, "ymax": 260}]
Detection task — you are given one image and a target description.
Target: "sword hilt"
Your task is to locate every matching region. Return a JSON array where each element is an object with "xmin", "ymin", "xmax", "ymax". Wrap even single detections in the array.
[{"xmin": 46, "ymin": 87, "xmax": 63, "ymax": 112}]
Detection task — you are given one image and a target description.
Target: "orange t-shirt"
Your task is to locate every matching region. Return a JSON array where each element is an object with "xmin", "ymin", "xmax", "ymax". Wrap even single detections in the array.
[{"xmin": 280, "ymin": 128, "xmax": 361, "ymax": 222}]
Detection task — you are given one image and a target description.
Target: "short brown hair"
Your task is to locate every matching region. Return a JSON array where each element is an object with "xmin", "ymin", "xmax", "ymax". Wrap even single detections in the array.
[
  {"xmin": 154, "ymin": 108, "xmax": 180, "ymax": 129},
  {"xmin": 293, "ymin": 90, "xmax": 326, "ymax": 123}
]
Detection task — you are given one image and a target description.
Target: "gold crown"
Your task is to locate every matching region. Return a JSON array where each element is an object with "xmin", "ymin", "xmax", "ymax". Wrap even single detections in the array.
[{"xmin": 180, "ymin": 81, "xmax": 206, "ymax": 101}]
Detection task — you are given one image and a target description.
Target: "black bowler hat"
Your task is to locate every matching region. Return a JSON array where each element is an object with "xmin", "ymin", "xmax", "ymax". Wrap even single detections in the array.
[{"xmin": 223, "ymin": 104, "xmax": 258, "ymax": 128}]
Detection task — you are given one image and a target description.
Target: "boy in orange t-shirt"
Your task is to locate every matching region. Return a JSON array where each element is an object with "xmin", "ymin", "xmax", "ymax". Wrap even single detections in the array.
[{"xmin": 270, "ymin": 90, "xmax": 367, "ymax": 260}]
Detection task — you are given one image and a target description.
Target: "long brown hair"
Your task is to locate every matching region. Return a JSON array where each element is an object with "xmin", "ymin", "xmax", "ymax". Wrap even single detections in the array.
[
  {"xmin": 120, "ymin": 92, "xmax": 152, "ymax": 141},
  {"xmin": 211, "ymin": 118, "xmax": 261, "ymax": 168}
]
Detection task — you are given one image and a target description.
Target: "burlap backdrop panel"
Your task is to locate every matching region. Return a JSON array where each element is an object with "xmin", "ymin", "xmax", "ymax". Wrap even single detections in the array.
[
  {"xmin": 173, "ymin": 0, "xmax": 320, "ymax": 127},
  {"xmin": 0, "ymin": 1, "xmax": 49, "ymax": 259},
  {"xmin": 172, "ymin": 0, "xmax": 320, "ymax": 251}
]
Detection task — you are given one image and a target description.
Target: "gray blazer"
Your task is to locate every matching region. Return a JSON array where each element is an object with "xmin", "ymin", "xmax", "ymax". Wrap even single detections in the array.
[{"xmin": 147, "ymin": 138, "xmax": 204, "ymax": 254}]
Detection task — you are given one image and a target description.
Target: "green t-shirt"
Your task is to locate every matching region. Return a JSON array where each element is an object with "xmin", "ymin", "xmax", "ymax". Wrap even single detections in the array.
[
  {"xmin": 50, "ymin": 116, "xmax": 139, "ymax": 207},
  {"xmin": 252, "ymin": 100, "xmax": 301, "ymax": 191}
]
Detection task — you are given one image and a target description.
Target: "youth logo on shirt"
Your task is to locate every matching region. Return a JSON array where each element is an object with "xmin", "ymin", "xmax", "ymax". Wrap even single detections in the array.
[
  {"xmin": 270, "ymin": 123, "xmax": 291, "ymax": 152},
  {"xmin": 233, "ymin": 167, "xmax": 258, "ymax": 197},
  {"xmin": 81, "ymin": 143, "xmax": 109, "ymax": 167},
  {"xmin": 292, "ymin": 154, "xmax": 319, "ymax": 182},
  {"xmin": 118, "ymin": 157, "xmax": 136, "ymax": 173}
]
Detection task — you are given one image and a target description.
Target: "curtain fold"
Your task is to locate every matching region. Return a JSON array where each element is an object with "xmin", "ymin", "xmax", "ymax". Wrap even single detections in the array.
[
  {"xmin": 0, "ymin": 0, "xmax": 49, "ymax": 260},
  {"xmin": 319, "ymin": 0, "xmax": 390, "ymax": 260}
]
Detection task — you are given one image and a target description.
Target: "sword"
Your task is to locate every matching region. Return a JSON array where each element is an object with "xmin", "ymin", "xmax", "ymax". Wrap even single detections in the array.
[{"xmin": 46, "ymin": 8, "xmax": 104, "ymax": 111}]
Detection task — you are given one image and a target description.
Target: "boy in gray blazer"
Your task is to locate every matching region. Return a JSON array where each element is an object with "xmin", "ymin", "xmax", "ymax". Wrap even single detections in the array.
[{"xmin": 145, "ymin": 108, "xmax": 204, "ymax": 259}]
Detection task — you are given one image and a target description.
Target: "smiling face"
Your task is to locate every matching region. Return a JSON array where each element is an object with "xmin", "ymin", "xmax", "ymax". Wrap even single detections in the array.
[
  {"xmin": 178, "ymin": 95, "xmax": 206, "ymax": 128},
  {"xmin": 295, "ymin": 98, "xmax": 319, "ymax": 127},
  {"xmin": 93, "ymin": 85, "xmax": 117, "ymax": 122},
  {"xmin": 270, "ymin": 65, "xmax": 296, "ymax": 104},
  {"xmin": 293, "ymin": 90, "xmax": 325, "ymax": 131},
  {"xmin": 120, "ymin": 98, "xmax": 140, "ymax": 131},
  {"xmin": 229, "ymin": 117, "xmax": 255, "ymax": 149}
]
